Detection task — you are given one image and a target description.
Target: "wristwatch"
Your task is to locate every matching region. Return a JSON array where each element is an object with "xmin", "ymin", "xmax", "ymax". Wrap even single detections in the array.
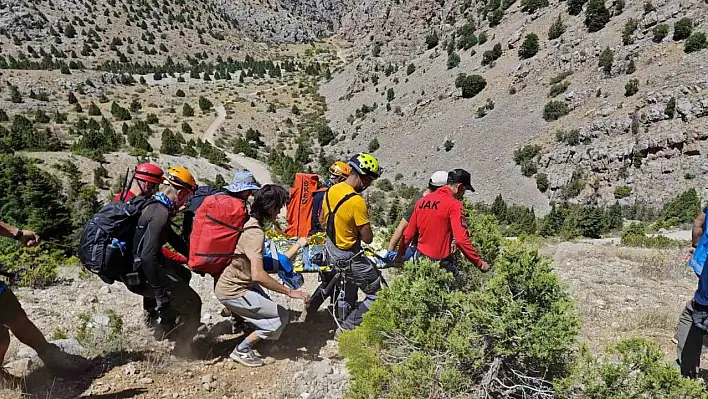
[{"xmin": 12, "ymin": 229, "xmax": 22, "ymax": 241}]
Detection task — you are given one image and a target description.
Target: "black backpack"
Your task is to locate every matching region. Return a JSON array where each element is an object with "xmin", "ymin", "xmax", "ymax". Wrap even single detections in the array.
[
  {"xmin": 182, "ymin": 185, "xmax": 222, "ymax": 242},
  {"xmin": 78, "ymin": 196, "xmax": 151, "ymax": 284}
]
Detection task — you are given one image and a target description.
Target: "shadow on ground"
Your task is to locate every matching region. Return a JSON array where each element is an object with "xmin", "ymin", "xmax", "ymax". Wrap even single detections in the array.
[
  {"xmin": 9, "ymin": 350, "xmax": 152, "ymax": 399},
  {"xmin": 194, "ymin": 308, "xmax": 339, "ymax": 363}
]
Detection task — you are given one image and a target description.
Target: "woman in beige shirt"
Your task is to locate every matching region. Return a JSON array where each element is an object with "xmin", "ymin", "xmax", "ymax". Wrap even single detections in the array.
[{"xmin": 214, "ymin": 184, "xmax": 310, "ymax": 367}]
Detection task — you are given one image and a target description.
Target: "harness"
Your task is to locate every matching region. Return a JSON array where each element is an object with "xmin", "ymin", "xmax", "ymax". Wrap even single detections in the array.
[{"xmin": 324, "ymin": 191, "xmax": 358, "ymax": 250}]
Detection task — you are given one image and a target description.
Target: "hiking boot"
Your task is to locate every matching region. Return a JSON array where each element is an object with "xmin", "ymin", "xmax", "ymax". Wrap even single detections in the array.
[
  {"xmin": 229, "ymin": 348, "xmax": 264, "ymax": 367},
  {"xmin": 37, "ymin": 343, "xmax": 92, "ymax": 377}
]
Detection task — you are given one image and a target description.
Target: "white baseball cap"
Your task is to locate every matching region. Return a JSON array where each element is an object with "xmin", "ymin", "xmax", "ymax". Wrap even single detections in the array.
[{"xmin": 429, "ymin": 171, "xmax": 449, "ymax": 188}]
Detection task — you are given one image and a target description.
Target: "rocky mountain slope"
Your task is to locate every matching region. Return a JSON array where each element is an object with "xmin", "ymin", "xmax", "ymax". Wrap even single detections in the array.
[{"xmin": 321, "ymin": 0, "xmax": 708, "ymax": 210}]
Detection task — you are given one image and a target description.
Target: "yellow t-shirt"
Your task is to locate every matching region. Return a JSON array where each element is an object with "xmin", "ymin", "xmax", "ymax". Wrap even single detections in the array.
[{"xmin": 322, "ymin": 182, "xmax": 369, "ymax": 250}]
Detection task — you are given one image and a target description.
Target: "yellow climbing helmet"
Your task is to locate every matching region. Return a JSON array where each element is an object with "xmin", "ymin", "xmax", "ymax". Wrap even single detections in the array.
[
  {"xmin": 164, "ymin": 165, "xmax": 197, "ymax": 193},
  {"xmin": 348, "ymin": 153, "xmax": 381, "ymax": 179},
  {"xmin": 329, "ymin": 161, "xmax": 352, "ymax": 179}
]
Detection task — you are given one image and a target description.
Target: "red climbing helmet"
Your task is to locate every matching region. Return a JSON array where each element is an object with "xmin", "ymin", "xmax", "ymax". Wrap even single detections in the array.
[{"xmin": 134, "ymin": 163, "xmax": 164, "ymax": 185}]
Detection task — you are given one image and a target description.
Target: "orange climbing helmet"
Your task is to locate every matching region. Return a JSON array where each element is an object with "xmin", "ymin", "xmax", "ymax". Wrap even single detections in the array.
[
  {"xmin": 329, "ymin": 161, "xmax": 352, "ymax": 180},
  {"xmin": 164, "ymin": 166, "xmax": 197, "ymax": 193}
]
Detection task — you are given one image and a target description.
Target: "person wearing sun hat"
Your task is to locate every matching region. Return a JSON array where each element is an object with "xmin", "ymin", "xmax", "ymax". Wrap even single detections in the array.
[
  {"xmin": 223, "ymin": 170, "xmax": 261, "ymax": 200},
  {"xmin": 386, "ymin": 170, "xmax": 449, "ymax": 262}
]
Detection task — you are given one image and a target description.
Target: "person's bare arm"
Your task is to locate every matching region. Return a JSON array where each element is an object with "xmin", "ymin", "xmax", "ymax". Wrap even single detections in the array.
[
  {"xmin": 251, "ymin": 257, "xmax": 310, "ymax": 302},
  {"xmin": 0, "ymin": 220, "xmax": 40, "ymax": 247},
  {"xmin": 359, "ymin": 224, "xmax": 374, "ymax": 244},
  {"xmin": 285, "ymin": 237, "xmax": 309, "ymax": 261},
  {"xmin": 387, "ymin": 219, "xmax": 408, "ymax": 251},
  {"xmin": 693, "ymin": 211, "xmax": 706, "ymax": 248}
]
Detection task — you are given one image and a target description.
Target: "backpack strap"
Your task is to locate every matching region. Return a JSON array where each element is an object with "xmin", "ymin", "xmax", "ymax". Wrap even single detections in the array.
[{"xmin": 325, "ymin": 192, "xmax": 358, "ymax": 249}]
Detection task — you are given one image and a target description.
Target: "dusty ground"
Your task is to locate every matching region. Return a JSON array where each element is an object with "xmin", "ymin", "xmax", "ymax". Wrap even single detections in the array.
[
  {"xmin": 1, "ymin": 238, "xmax": 702, "ymax": 398},
  {"xmin": 547, "ymin": 240, "xmax": 696, "ymax": 358}
]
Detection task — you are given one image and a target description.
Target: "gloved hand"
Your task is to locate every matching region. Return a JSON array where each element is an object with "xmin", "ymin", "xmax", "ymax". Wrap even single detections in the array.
[
  {"xmin": 385, "ymin": 251, "xmax": 398, "ymax": 263},
  {"xmin": 692, "ymin": 308, "xmax": 708, "ymax": 333}
]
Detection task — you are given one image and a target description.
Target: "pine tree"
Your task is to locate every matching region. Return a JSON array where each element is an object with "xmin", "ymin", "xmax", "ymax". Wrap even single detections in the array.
[
  {"xmin": 548, "ymin": 15, "xmax": 566, "ymax": 40},
  {"xmin": 388, "ymin": 198, "xmax": 402, "ymax": 226},
  {"xmin": 160, "ymin": 128, "xmax": 182, "ymax": 155},
  {"xmin": 183, "ymin": 103, "xmax": 195, "ymax": 117},
  {"xmin": 585, "ymin": 0, "xmax": 610, "ymax": 32},
  {"xmin": 491, "ymin": 194, "xmax": 508, "ymax": 223},
  {"xmin": 88, "ymin": 102, "xmax": 101, "ymax": 116},
  {"xmin": 598, "ymin": 46, "xmax": 614, "ymax": 76},
  {"xmin": 567, "ymin": 0, "xmax": 587, "ymax": 15},
  {"xmin": 198, "ymin": 96, "xmax": 213, "ymax": 111},
  {"xmin": 518, "ymin": 34, "xmax": 540, "ymax": 59},
  {"xmin": 68, "ymin": 91, "xmax": 78, "ymax": 104},
  {"xmin": 9, "ymin": 86, "xmax": 22, "ymax": 104}
]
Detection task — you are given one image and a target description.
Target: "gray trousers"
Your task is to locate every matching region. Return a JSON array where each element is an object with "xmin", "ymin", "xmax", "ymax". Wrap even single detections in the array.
[
  {"xmin": 220, "ymin": 288, "xmax": 289, "ymax": 341},
  {"xmin": 325, "ymin": 239, "xmax": 382, "ymax": 330},
  {"xmin": 675, "ymin": 299, "xmax": 708, "ymax": 377}
]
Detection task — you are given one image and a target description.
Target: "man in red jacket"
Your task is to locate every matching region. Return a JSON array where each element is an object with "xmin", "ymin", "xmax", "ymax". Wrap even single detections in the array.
[{"xmin": 395, "ymin": 169, "xmax": 490, "ymax": 275}]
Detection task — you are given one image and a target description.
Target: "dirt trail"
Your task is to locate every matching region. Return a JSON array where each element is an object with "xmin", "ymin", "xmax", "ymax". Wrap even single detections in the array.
[{"xmin": 202, "ymin": 105, "xmax": 273, "ymax": 185}]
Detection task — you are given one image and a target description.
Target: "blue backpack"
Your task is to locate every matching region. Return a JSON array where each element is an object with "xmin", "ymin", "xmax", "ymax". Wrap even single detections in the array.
[
  {"xmin": 263, "ymin": 239, "xmax": 304, "ymax": 289},
  {"xmin": 689, "ymin": 207, "xmax": 708, "ymax": 276}
]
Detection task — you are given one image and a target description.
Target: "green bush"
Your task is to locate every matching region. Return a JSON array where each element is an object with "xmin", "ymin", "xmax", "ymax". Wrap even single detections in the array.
[
  {"xmin": 557, "ymin": 128, "xmax": 581, "ymax": 145},
  {"xmin": 621, "ymin": 222, "xmax": 685, "ymax": 248},
  {"xmin": 614, "ymin": 185, "xmax": 631, "ymax": 199},
  {"xmin": 543, "ymin": 100, "xmax": 570, "ymax": 121},
  {"xmin": 625, "ymin": 78, "xmax": 639, "ymax": 96},
  {"xmin": 110, "ymin": 102, "xmax": 131, "ymax": 121},
  {"xmin": 406, "ymin": 63, "xmax": 416, "ymax": 75},
  {"xmin": 88, "ymin": 102, "xmax": 101, "ymax": 116},
  {"xmin": 518, "ymin": 33, "xmax": 540, "ymax": 59},
  {"xmin": 521, "ymin": 0, "xmax": 549, "ymax": 13},
  {"xmin": 653, "ymin": 24, "xmax": 669, "ymax": 43},
  {"xmin": 198, "ymin": 96, "xmax": 213, "ymax": 112},
  {"xmin": 340, "ymin": 243, "xmax": 579, "ymax": 398},
  {"xmin": 176, "ymin": 89, "xmax": 186, "ymax": 97},
  {"xmin": 598, "ymin": 46, "xmax": 614, "ymax": 76},
  {"xmin": 536, "ymin": 173, "xmax": 549, "ymax": 192},
  {"xmin": 447, "ymin": 52, "xmax": 461, "ymax": 69},
  {"xmin": 481, "ymin": 43, "xmax": 503, "ymax": 65},
  {"xmin": 585, "ymin": 0, "xmax": 610, "ymax": 32},
  {"xmin": 685, "ymin": 32, "xmax": 707, "ymax": 53},
  {"xmin": 513, "ymin": 144, "xmax": 542, "ymax": 165},
  {"xmin": 674, "ymin": 18, "xmax": 693, "ymax": 41},
  {"xmin": 0, "ymin": 244, "xmax": 67, "ymax": 288},
  {"xmin": 521, "ymin": 160, "xmax": 537, "ymax": 176},
  {"xmin": 182, "ymin": 103, "xmax": 194, "ymax": 117},
  {"xmin": 386, "ymin": 88, "xmax": 394, "ymax": 102},
  {"xmin": 626, "ymin": 58, "xmax": 636, "ymax": 74},
  {"xmin": 456, "ymin": 23, "xmax": 477, "ymax": 50},
  {"xmin": 622, "ymin": 18, "xmax": 639, "ymax": 45},
  {"xmin": 661, "ymin": 188, "xmax": 701, "ymax": 225},
  {"xmin": 557, "ymin": 339, "xmax": 708, "ymax": 398},
  {"xmin": 425, "ymin": 31, "xmax": 439, "ymax": 49},
  {"xmin": 549, "ymin": 80, "xmax": 570, "ymax": 97},
  {"xmin": 455, "ymin": 74, "xmax": 487, "ymax": 98},
  {"xmin": 567, "ymin": 0, "xmax": 587, "ymax": 15},
  {"xmin": 549, "ymin": 15, "xmax": 566, "ymax": 40}
]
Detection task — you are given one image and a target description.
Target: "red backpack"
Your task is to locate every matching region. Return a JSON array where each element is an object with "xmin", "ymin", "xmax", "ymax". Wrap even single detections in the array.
[{"xmin": 188, "ymin": 194, "xmax": 249, "ymax": 276}]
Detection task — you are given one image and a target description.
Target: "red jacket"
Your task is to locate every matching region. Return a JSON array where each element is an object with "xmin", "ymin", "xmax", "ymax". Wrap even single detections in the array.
[
  {"xmin": 113, "ymin": 191, "xmax": 188, "ymax": 265},
  {"xmin": 399, "ymin": 186, "xmax": 483, "ymax": 267}
]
